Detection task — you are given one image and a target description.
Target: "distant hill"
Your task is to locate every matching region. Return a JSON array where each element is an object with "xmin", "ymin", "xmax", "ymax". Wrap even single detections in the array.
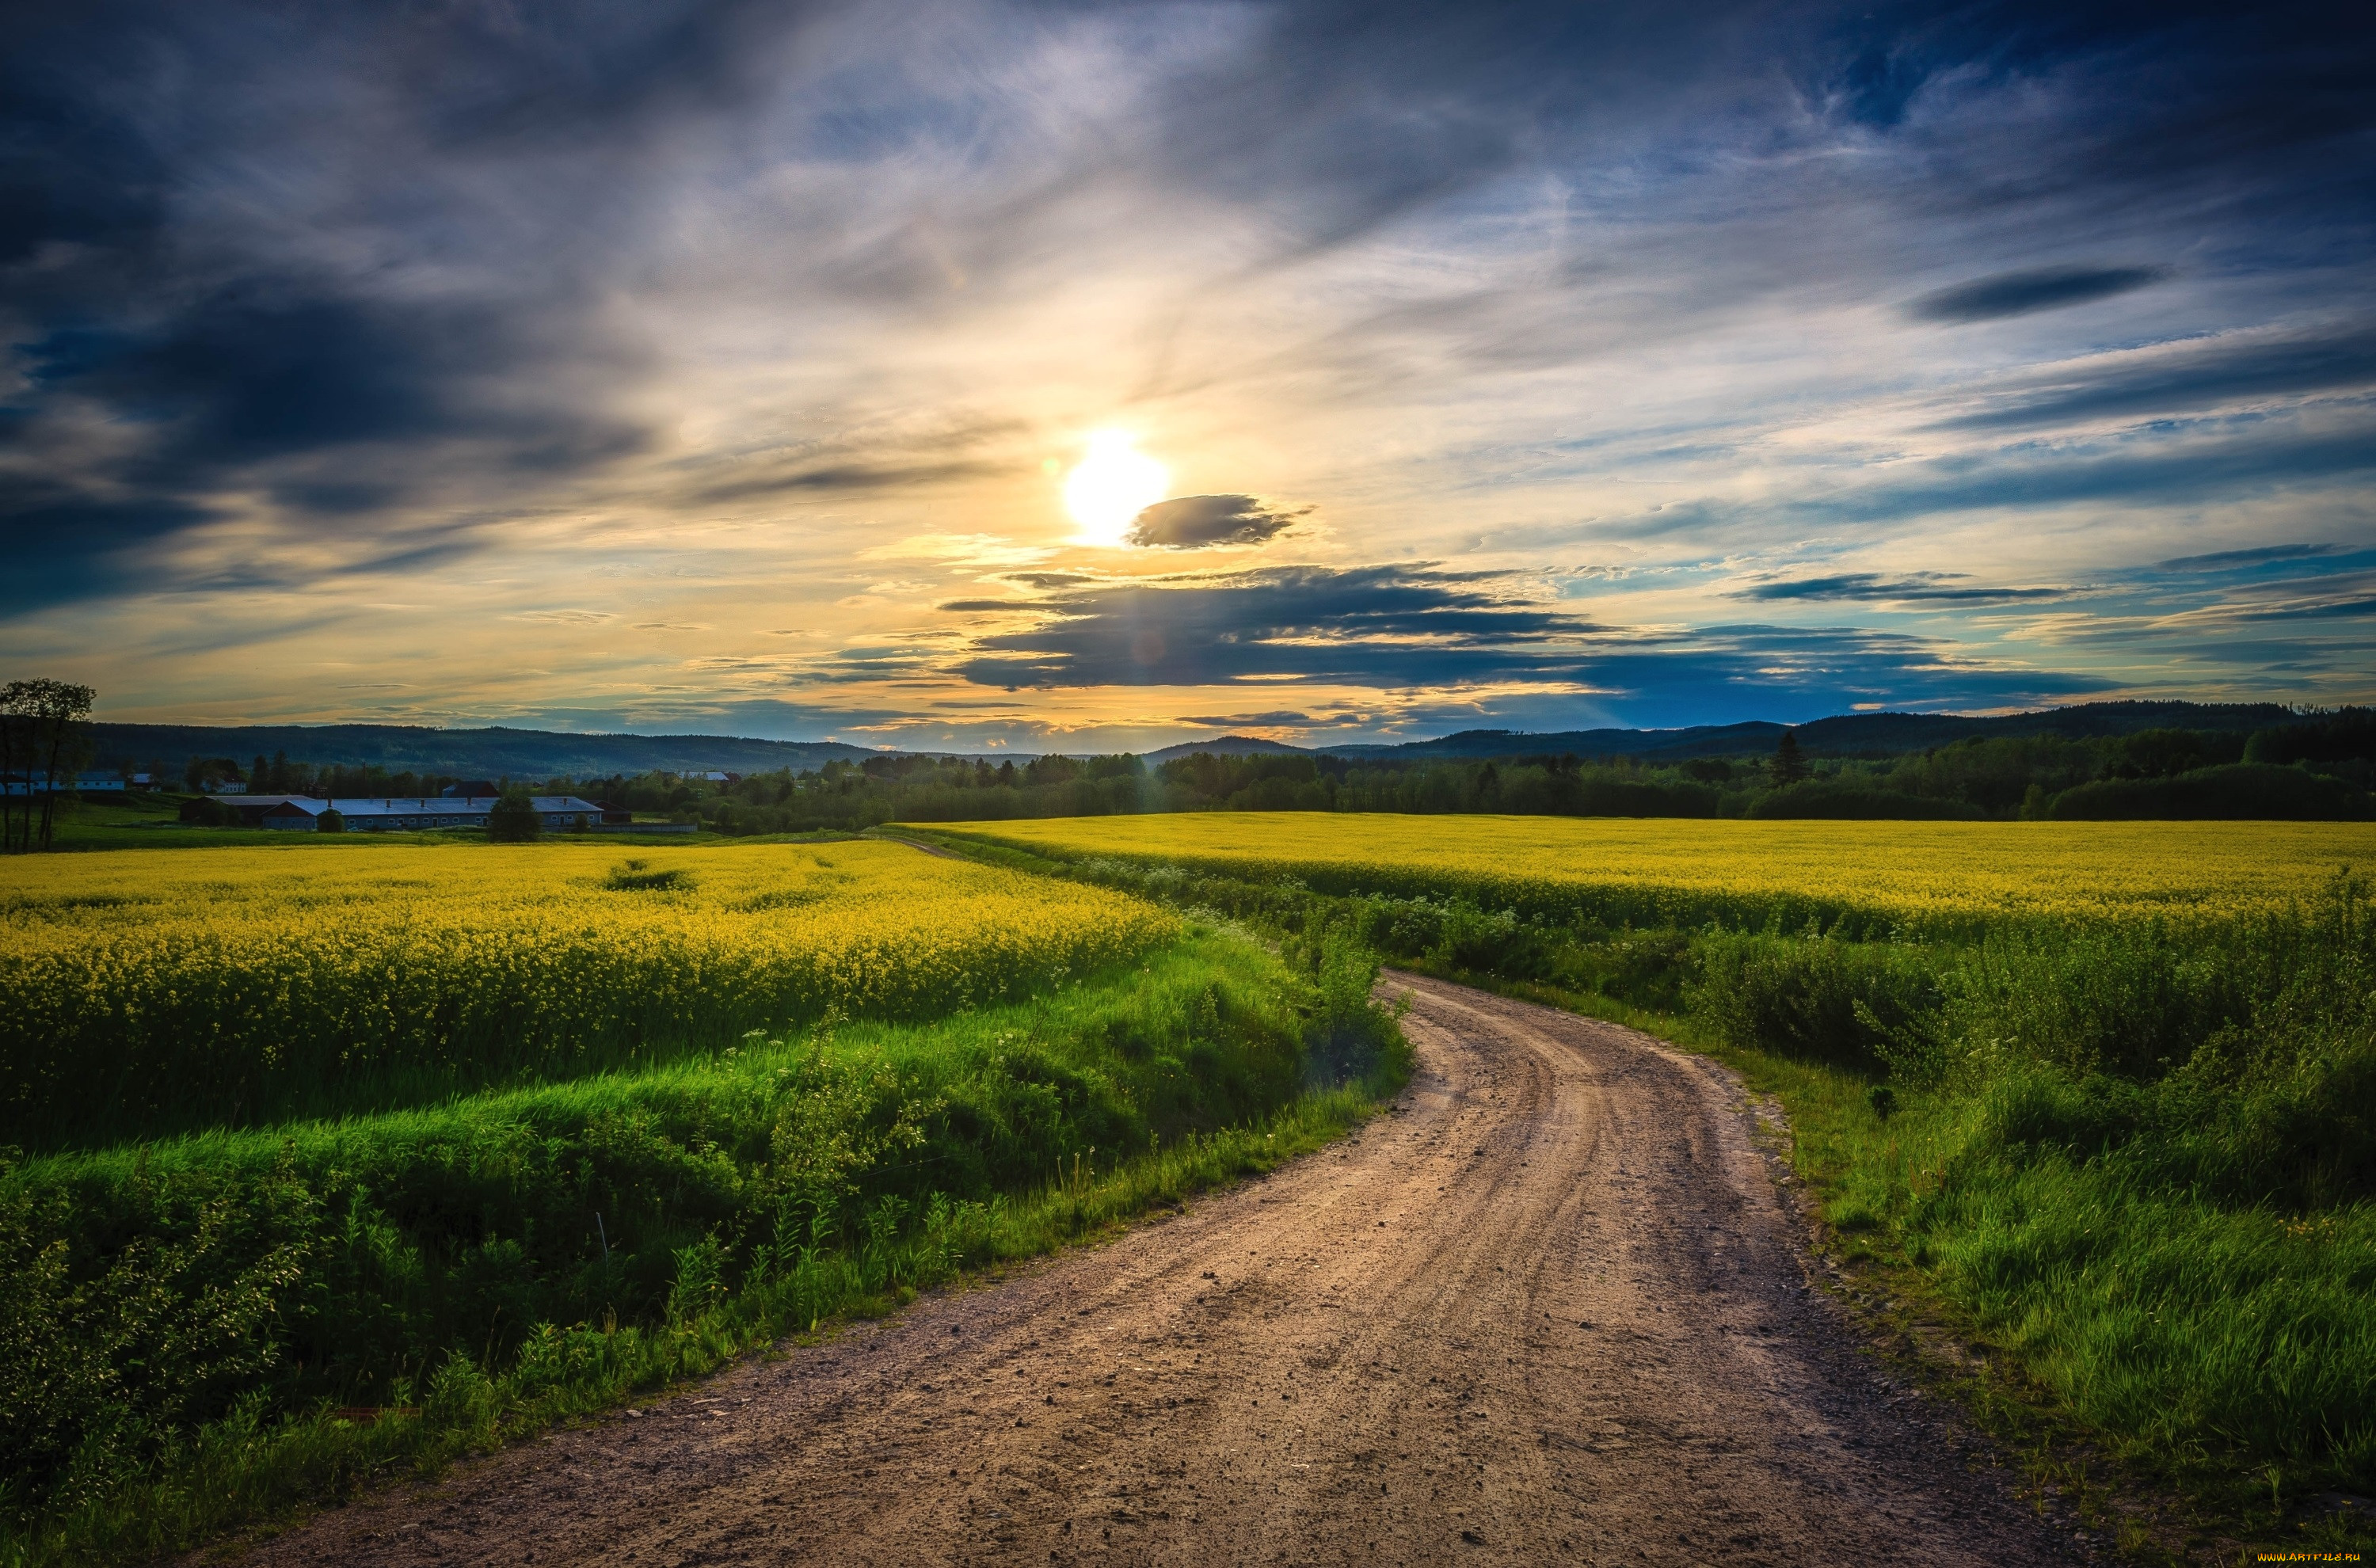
[
  {"xmin": 1142, "ymin": 735, "xmax": 1312, "ymax": 764},
  {"xmin": 90, "ymin": 723, "xmax": 883, "ymax": 780},
  {"xmin": 91, "ymin": 701, "xmax": 2323, "ymax": 782},
  {"xmin": 1314, "ymin": 702, "xmax": 2309, "ymax": 761}
]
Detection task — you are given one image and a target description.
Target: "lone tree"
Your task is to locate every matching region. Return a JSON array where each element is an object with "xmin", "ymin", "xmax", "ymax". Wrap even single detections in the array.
[
  {"xmin": 1772, "ymin": 728, "xmax": 1809, "ymax": 786},
  {"xmin": 0, "ymin": 679, "xmax": 97, "ymax": 852},
  {"xmin": 486, "ymin": 788, "xmax": 542, "ymax": 843}
]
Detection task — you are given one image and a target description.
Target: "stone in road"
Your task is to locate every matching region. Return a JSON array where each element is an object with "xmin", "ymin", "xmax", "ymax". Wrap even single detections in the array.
[{"xmin": 240, "ymin": 972, "xmax": 2075, "ymax": 1566}]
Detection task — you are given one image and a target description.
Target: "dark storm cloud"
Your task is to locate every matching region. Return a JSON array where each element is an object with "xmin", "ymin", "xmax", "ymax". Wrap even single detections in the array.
[
  {"xmin": 1813, "ymin": 0, "xmax": 2375, "ymax": 189},
  {"xmin": 1128, "ymin": 496, "xmax": 1306, "ymax": 549},
  {"xmin": 1731, "ymin": 573, "xmax": 2070, "ymax": 603},
  {"xmin": 0, "ymin": 295, "xmax": 638, "ymax": 616},
  {"xmin": 946, "ymin": 564, "xmax": 2106, "ymax": 716},
  {"xmin": 954, "ymin": 565, "xmax": 1580, "ymax": 689},
  {"xmin": 1906, "ymin": 266, "xmax": 2168, "ymax": 323},
  {"xmin": 17, "ymin": 291, "xmax": 641, "ymax": 470},
  {"xmin": 0, "ymin": 492, "xmax": 221, "ymax": 611},
  {"xmin": 0, "ymin": 0, "xmax": 730, "ymax": 609}
]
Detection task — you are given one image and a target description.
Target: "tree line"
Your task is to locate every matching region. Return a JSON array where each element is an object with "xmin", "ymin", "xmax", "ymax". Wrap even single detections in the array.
[
  {"xmin": 177, "ymin": 752, "xmax": 493, "ymax": 800},
  {"xmin": 577, "ymin": 710, "xmax": 2376, "ymax": 833},
  {"xmin": 40, "ymin": 694, "xmax": 2376, "ymax": 847}
]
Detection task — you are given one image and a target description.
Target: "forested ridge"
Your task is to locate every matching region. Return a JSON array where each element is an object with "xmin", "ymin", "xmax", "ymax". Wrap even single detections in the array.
[
  {"xmin": 588, "ymin": 707, "xmax": 2375, "ymax": 831},
  {"xmin": 70, "ymin": 703, "xmax": 2376, "ymax": 832}
]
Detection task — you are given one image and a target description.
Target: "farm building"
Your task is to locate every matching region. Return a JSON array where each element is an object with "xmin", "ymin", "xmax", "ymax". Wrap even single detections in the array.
[
  {"xmin": 211, "ymin": 794, "xmax": 320, "ymax": 824},
  {"xmin": 2, "ymin": 771, "xmax": 131, "ymax": 795},
  {"xmin": 254, "ymin": 796, "xmax": 605, "ymax": 831}
]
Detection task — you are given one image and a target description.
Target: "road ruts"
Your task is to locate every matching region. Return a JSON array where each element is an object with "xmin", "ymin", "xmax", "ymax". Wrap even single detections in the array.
[{"xmin": 235, "ymin": 971, "xmax": 2077, "ymax": 1567}]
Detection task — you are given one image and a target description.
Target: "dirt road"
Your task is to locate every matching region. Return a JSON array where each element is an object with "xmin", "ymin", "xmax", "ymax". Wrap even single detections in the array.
[{"xmin": 245, "ymin": 972, "xmax": 2077, "ymax": 1566}]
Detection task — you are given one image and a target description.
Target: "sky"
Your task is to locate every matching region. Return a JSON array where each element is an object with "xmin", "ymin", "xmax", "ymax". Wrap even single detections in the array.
[{"xmin": 3, "ymin": 0, "xmax": 2372, "ymax": 752}]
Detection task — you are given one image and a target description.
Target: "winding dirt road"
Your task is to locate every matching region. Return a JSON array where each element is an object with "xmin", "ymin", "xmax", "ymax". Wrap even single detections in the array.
[{"xmin": 244, "ymin": 973, "xmax": 2078, "ymax": 1566}]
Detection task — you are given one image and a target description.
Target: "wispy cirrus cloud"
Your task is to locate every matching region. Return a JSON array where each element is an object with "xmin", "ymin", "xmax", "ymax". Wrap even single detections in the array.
[
  {"xmin": 1921, "ymin": 326, "xmax": 2376, "ymax": 433},
  {"xmin": 2154, "ymin": 543, "xmax": 2344, "ymax": 573},
  {"xmin": 1727, "ymin": 573, "xmax": 2073, "ymax": 604}
]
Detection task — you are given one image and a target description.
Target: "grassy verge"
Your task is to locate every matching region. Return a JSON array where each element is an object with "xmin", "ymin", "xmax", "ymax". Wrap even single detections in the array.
[
  {"xmin": 896, "ymin": 825, "xmax": 2374, "ymax": 1562},
  {"xmin": 0, "ymin": 925, "xmax": 1408, "ymax": 1566},
  {"xmin": 1403, "ymin": 965, "xmax": 2370, "ymax": 1562}
]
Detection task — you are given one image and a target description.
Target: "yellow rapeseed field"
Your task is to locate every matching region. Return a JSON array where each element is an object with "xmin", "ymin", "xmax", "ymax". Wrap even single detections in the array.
[
  {"xmin": 0, "ymin": 839, "xmax": 1174, "ymax": 1135},
  {"xmin": 926, "ymin": 813, "xmax": 2376, "ymax": 934}
]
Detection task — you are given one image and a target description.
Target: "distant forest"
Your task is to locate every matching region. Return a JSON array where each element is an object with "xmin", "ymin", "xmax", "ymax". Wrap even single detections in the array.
[
  {"xmin": 596, "ymin": 708, "xmax": 2376, "ymax": 831},
  {"xmin": 86, "ymin": 703, "xmax": 2376, "ymax": 828}
]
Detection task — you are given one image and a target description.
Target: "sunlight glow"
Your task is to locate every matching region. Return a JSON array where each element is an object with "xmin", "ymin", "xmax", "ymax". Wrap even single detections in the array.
[{"xmin": 1062, "ymin": 431, "xmax": 1169, "ymax": 546}]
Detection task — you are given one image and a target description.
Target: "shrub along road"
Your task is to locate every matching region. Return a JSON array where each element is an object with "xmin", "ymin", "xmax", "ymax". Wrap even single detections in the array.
[{"xmin": 237, "ymin": 974, "xmax": 2075, "ymax": 1566}]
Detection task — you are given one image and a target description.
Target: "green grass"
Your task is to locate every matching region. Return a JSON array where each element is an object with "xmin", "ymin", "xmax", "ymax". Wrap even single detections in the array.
[
  {"xmin": 44, "ymin": 794, "xmax": 307, "ymax": 851},
  {"xmin": 2, "ymin": 1093, "xmax": 1377, "ymax": 1568},
  {"xmin": 1335, "ymin": 957, "xmax": 2376, "ymax": 1562},
  {"xmin": 0, "ymin": 923, "xmax": 1409, "ymax": 1566},
  {"xmin": 911, "ymin": 827, "xmax": 2376, "ymax": 1555}
]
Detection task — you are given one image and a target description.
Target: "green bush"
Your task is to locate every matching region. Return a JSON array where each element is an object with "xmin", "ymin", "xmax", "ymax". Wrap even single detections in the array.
[
  {"xmin": 1746, "ymin": 779, "xmax": 1985, "ymax": 820},
  {"xmin": 2244, "ymin": 707, "xmax": 2376, "ymax": 767},
  {"xmin": 2047, "ymin": 762, "xmax": 2371, "ymax": 820},
  {"xmin": 1685, "ymin": 929, "xmax": 1942, "ymax": 1072},
  {"xmin": 1940, "ymin": 923, "xmax": 2243, "ymax": 1080},
  {"xmin": 1566, "ymin": 775, "xmax": 1719, "ymax": 817},
  {"xmin": 485, "ymin": 792, "xmax": 541, "ymax": 843}
]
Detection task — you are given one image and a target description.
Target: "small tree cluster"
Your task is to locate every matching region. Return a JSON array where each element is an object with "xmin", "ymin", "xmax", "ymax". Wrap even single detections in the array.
[
  {"xmin": 0, "ymin": 679, "xmax": 97, "ymax": 853},
  {"xmin": 485, "ymin": 790, "xmax": 542, "ymax": 843}
]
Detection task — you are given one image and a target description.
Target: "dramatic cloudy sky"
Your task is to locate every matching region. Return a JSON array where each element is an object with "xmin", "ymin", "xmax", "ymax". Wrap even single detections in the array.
[{"xmin": 4, "ymin": 0, "xmax": 2372, "ymax": 748}]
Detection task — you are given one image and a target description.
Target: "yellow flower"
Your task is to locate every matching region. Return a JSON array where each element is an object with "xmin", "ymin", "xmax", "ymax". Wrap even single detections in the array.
[
  {"xmin": 0, "ymin": 840, "xmax": 1176, "ymax": 1109},
  {"xmin": 924, "ymin": 813, "xmax": 2374, "ymax": 938}
]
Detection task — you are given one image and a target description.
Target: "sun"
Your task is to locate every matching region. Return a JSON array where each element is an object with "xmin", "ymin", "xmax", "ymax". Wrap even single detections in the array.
[{"xmin": 1062, "ymin": 431, "xmax": 1168, "ymax": 546}]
